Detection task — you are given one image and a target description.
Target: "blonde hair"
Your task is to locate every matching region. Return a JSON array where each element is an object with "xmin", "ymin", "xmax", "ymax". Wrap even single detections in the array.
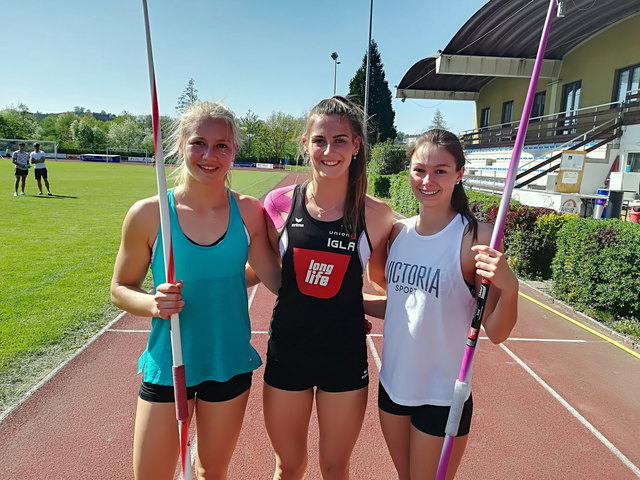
[
  {"xmin": 303, "ymin": 96, "xmax": 368, "ymax": 234},
  {"xmin": 166, "ymin": 101, "xmax": 239, "ymax": 187}
]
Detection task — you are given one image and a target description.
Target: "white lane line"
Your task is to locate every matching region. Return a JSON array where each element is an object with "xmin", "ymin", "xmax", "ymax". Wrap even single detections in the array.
[
  {"xmin": 366, "ymin": 335, "xmax": 382, "ymax": 371},
  {"xmin": 503, "ymin": 338, "xmax": 586, "ymax": 343},
  {"xmin": 105, "ymin": 330, "xmax": 585, "ymax": 344},
  {"xmin": 107, "ymin": 329, "xmax": 150, "ymax": 333},
  {"xmin": 0, "ymin": 310, "xmax": 129, "ymax": 423},
  {"xmin": 248, "ymin": 285, "xmax": 258, "ymax": 308},
  {"xmin": 341, "ymin": 332, "xmax": 587, "ymax": 343},
  {"xmin": 110, "ymin": 287, "xmax": 261, "ymax": 336},
  {"xmin": 499, "ymin": 343, "xmax": 640, "ymax": 477}
]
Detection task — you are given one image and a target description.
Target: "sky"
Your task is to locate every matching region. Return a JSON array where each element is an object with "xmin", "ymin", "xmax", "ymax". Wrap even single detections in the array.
[{"xmin": 1, "ymin": 0, "xmax": 488, "ymax": 136}]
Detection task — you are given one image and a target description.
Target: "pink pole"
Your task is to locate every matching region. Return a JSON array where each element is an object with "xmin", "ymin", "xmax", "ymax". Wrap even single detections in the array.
[{"xmin": 436, "ymin": 1, "xmax": 560, "ymax": 478}]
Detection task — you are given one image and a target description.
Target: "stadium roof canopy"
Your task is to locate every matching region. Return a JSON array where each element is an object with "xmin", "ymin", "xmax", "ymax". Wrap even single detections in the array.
[{"xmin": 397, "ymin": 0, "xmax": 640, "ymax": 101}]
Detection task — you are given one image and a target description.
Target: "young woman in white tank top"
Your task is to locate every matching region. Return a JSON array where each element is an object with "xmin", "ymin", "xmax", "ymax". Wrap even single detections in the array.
[{"xmin": 365, "ymin": 129, "xmax": 519, "ymax": 480}]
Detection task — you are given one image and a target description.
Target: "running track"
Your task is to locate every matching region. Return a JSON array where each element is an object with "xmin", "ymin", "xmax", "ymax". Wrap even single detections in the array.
[{"xmin": 1, "ymin": 173, "xmax": 638, "ymax": 479}]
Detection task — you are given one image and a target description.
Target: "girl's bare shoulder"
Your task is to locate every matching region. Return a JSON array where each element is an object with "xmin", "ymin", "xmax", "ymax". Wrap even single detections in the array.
[
  {"xmin": 364, "ymin": 193, "xmax": 391, "ymax": 214},
  {"xmin": 231, "ymin": 190, "xmax": 265, "ymax": 229},
  {"xmin": 125, "ymin": 196, "xmax": 160, "ymax": 225}
]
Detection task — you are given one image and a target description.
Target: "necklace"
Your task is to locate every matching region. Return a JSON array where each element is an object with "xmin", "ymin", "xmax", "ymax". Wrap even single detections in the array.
[{"xmin": 308, "ymin": 187, "xmax": 343, "ymax": 218}]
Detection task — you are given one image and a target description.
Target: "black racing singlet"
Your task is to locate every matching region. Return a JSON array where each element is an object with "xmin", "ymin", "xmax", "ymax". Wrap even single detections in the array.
[{"xmin": 268, "ymin": 184, "xmax": 372, "ymax": 362}]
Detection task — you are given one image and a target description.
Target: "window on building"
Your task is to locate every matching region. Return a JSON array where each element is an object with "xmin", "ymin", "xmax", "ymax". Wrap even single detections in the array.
[
  {"xmin": 560, "ymin": 81, "xmax": 582, "ymax": 134},
  {"xmin": 561, "ymin": 81, "xmax": 582, "ymax": 116},
  {"xmin": 531, "ymin": 91, "xmax": 546, "ymax": 121},
  {"xmin": 501, "ymin": 101, "xmax": 513, "ymax": 126},
  {"xmin": 614, "ymin": 64, "xmax": 640, "ymax": 105},
  {"xmin": 479, "ymin": 107, "xmax": 490, "ymax": 128},
  {"xmin": 628, "ymin": 152, "xmax": 640, "ymax": 173}
]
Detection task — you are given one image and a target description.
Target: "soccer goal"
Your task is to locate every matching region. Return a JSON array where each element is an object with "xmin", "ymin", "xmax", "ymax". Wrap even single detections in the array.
[
  {"xmin": 106, "ymin": 147, "xmax": 153, "ymax": 164},
  {"xmin": 1, "ymin": 139, "xmax": 59, "ymax": 159}
]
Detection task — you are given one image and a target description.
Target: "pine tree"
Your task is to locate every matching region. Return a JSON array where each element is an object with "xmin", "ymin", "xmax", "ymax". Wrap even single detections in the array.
[
  {"xmin": 175, "ymin": 78, "xmax": 199, "ymax": 115},
  {"xmin": 428, "ymin": 108, "xmax": 448, "ymax": 130},
  {"xmin": 348, "ymin": 40, "xmax": 397, "ymax": 144}
]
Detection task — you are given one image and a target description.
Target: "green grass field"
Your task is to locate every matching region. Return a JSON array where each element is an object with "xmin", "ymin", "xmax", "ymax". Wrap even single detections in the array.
[{"xmin": 0, "ymin": 160, "xmax": 286, "ymax": 411}]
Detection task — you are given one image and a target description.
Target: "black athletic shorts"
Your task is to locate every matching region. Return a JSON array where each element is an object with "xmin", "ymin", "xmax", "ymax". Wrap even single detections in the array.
[
  {"xmin": 139, "ymin": 372, "xmax": 252, "ymax": 403},
  {"xmin": 15, "ymin": 168, "xmax": 28, "ymax": 177},
  {"xmin": 34, "ymin": 168, "xmax": 48, "ymax": 180},
  {"xmin": 378, "ymin": 382, "xmax": 473, "ymax": 437},
  {"xmin": 264, "ymin": 352, "xmax": 369, "ymax": 393}
]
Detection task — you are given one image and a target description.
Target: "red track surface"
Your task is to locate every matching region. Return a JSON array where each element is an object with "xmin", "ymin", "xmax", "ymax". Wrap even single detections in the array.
[{"xmin": 1, "ymin": 173, "xmax": 639, "ymax": 479}]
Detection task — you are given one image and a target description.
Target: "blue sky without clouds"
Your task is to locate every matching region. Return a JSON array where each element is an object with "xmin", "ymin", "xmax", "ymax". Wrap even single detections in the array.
[{"xmin": 1, "ymin": 0, "xmax": 488, "ymax": 135}]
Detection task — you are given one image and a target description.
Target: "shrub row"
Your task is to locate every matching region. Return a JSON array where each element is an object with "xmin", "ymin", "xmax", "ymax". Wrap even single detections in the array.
[
  {"xmin": 377, "ymin": 174, "xmax": 639, "ymax": 321},
  {"xmin": 368, "ymin": 141, "xmax": 407, "ymax": 176},
  {"xmin": 552, "ymin": 219, "xmax": 640, "ymax": 321}
]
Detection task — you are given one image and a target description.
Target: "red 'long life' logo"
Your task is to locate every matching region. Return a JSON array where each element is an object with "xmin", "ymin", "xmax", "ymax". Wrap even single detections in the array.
[{"xmin": 293, "ymin": 248, "xmax": 350, "ymax": 299}]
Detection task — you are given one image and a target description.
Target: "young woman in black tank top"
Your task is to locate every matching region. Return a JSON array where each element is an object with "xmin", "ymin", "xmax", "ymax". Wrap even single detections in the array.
[{"xmin": 262, "ymin": 97, "xmax": 394, "ymax": 480}]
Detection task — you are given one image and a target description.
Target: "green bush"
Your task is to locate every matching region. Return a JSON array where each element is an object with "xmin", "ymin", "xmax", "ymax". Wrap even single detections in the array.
[
  {"xmin": 388, "ymin": 173, "xmax": 418, "ymax": 217},
  {"xmin": 467, "ymin": 190, "xmax": 524, "ymax": 223},
  {"xmin": 369, "ymin": 174, "xmax": 393, "ymax": 199},
  {"xmin": 552, "ymin": 219, "xmax": 640, "ymax": 320},
  {"xmin": 506, "ymin": 212, "xmax": 577, "ymax": 280},
  {"xmin": 482, "ymin": 204, "xmax": 556, "ymax": 250},
  {"xmin": 368, "ymin": 141, "xmax": 407, "ymax": 175}
]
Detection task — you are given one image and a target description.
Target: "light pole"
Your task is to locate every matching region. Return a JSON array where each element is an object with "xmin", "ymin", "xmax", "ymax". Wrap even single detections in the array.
[
  {"xmin": 331, "ymin": 52, "xmax": 340, "ymax": 96},
  {"xmin": 364, "ymin": 0, "xmax": 373, "ymax": 139}
]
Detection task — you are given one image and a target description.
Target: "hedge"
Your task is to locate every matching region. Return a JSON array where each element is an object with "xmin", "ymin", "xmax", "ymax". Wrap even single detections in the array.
[
  {"xmin": 387, "ymin": 177, "xmax": 568, "ymax": 280},
  {"xmin": 552, "ymin": 219, "xmax": 640, "ymax": 320},
  {"xmin": 388, "ymin": 173, "xmax": 418, "ymax": 217},
  {"xmin": 368, "ymin": 141, "xmax": 407, "ymax": 176},
  {"xmin": 368, "ymin": 174, "xmax": 393, "ymax": 199},
  {"xmin": 385, "ymin": 176, "xmax": 640, "ymax": 323}
]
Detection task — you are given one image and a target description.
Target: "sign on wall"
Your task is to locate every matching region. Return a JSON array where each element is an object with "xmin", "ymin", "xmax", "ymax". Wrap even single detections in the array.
[{"xmin": 555, "ymin": 150, "xmax": 586, "ymax": 193}]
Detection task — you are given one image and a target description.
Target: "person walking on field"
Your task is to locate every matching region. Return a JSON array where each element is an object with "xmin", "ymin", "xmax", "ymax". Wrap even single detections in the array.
[
  {"xmin": 12, "ymin": 142, "xmax": 30, "ymax": 196},
  {"xmin": 364, "ymin": 129, "xmax": 519, "ymax": 480},
  {"xmin": 111, "ymin": 101, "xmax": 280, "ymax": 480},
  {"xmin": 30, "ymin": 143, "xmax": 52, "ymax": 195},
  {"xmin": 261, "ymin": 96, "xmax": 394, "ymax": 480}
]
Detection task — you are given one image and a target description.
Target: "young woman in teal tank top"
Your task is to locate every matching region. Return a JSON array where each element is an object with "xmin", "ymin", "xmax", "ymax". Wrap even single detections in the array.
[{"xmin": 111, "ymin": 102, "xmax": 280, "ymax": 479}]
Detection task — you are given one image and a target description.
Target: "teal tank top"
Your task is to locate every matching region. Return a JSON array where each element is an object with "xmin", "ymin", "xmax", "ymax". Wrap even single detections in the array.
[{"xmin": 138, "ymin": 189, "xmax": 261, "ymax": 386}]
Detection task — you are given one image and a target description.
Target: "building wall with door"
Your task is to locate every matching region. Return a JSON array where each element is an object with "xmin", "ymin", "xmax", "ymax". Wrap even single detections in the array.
[{"xmin": 474, "ymin": 13, "xmax": 640, "ymax": 129}]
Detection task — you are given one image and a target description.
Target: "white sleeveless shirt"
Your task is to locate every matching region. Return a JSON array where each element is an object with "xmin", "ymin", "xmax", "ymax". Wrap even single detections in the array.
[{"xmin": 380, "ymin": 214, "xmax": 476, "ymax": 407}]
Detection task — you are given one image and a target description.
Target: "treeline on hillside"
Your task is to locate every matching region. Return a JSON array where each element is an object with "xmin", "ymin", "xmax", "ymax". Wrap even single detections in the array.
[
  {"xmin": 1, "ymin": 40, "xmax": 408, "ymax": 165},
  {"xmin": 0, "ymin": 104, "xmax": 311, "ymax": 165}
]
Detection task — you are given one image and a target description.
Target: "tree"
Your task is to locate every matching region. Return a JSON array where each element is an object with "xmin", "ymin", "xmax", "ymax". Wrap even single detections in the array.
[
  {"xmin": 53, "ymin": 112, "xmax": 80, "ymax": 142},
  {"xmin": 348, "ymin": 40, "xmax": 397, "ymax": 144},
  {"xmin": 108, "ymin": 118, "xmax": 147, "ymax": 150},
  {"xmin": 0, "ymin": 104, "xmax": 40, "ymax": 139},
  {"xmin": 237, "ymin": 110, "xmax": 264, "ymax": 161},
  {"xmin": 70, "ymin": 119, "xmax": 96, "ymax": 148},
  {"xmin": 261, "ymin": 112, "xmax": 304, "ymax": 164},
  {"xmin": 428, "ymin": 108, "xmax": 448, "ymax": 130},
  {"xmin": 176, "ymin": 78, "xmax": 199, "ymax": 115}
]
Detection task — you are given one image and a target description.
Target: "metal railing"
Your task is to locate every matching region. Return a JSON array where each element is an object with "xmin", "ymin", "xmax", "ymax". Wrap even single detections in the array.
[{"xmin": 460, "ymin": 90, "xmax": 639, "ymax": 150}]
